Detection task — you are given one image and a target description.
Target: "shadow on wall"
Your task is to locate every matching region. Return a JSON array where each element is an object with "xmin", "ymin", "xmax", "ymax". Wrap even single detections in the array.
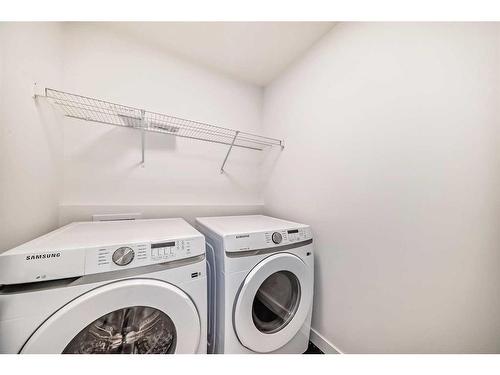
[
  {"xmin": 36, "ymin": 97, "xmax": 64, "ymax": 167},
  {"xmin": 65, "ymin": 122, "xmax": 176, "ymax": 165},
  {"xmin": 260, "ymin": 145, "xmax": 284, "ymax": 191}
]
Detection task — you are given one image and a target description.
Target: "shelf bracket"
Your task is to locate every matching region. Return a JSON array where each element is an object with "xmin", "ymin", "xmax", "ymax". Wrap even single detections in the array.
[
  {"xmin": 140, "ymin": 109, "xmax": 146, "ymax": 167},
  {"xmin": 220, "ymin": 131, "xmax": 239, "ymax": 174},
  {"xmin": 141, "ymin": 129, "xmax": 145, "ymax": 166},
  {"xmin": 32, "ymin": 82, "xmax": 45, "ymax": 99}
]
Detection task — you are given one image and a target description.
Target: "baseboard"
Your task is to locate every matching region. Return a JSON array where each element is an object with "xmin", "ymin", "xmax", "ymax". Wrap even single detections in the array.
[{"xmin": 310, "ymin": 328, "xmax": 343, "ymax": 354}]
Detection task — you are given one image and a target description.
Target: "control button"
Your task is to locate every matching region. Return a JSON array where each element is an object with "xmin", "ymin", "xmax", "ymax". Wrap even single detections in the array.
[
  {"xmin": 272, "ymin": 232, "xmax": 282, "ymax": 244},
  {"xmin": 112, "ymin": 247, "xmax": 135, "ymax": 266}
]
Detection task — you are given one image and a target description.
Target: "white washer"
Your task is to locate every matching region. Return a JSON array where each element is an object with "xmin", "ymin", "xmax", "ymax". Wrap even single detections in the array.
[
  {"xmin": 0, "ymin": 219, "xmax": 207, "ymax": 354},
  {"xmin": 195, "ymin": 215, "xmax": 314, "ymax": 354}
]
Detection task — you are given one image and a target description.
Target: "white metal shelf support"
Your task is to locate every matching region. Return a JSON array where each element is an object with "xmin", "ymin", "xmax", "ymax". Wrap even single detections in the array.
[
  {"xmin": 220, "ymin": 131, "xmax": 239, "ymax": 174},
  {"xmin": 33, "ymin": 85, "xmax": 284, "ymax": 172},
  {"xmin": 140, "ymin": 109, "xmax": 146, "ymax": 167}
]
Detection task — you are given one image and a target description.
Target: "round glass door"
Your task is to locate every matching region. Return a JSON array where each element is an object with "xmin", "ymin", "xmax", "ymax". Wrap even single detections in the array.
[
  {"xmin": 63, "ymin": 306, "xmax": 177, "ymax": 354},
  {"xmin": 21, "ymin": 279, "xmax": 201, "ymax": 354},
  {"xmin": 252, "ymin": 271, "xmax": 301, "ymax": 334},
  {"xmin": 233, "ymin": 253, "xmax": 313, "ymax": 353}
]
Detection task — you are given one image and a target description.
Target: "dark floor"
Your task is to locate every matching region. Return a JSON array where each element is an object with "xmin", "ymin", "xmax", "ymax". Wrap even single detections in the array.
[{"xmin": 304, "ymin": 341, "xmax": 324, "ymax": 354}]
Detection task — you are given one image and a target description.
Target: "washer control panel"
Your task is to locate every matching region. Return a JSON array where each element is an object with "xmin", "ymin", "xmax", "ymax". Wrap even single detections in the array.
[
  {"xmin": 265, "ymin": 228, "xmax": 308, "ymax": 246},
  {"xmin": 271, "ymin": 232, "xmax": 282, "ymax": 244},
  {"xmin": 84, "ymin": 236, "xmax": 203, "ymax": 274},
  {"xmin": 224, "ymin": 226, "xmax": 311, "ymax": 253},
  {"xmin": 150, "ymin": 239, "xmax": 193, "ymax": 262},
  {"xmin": 112, "ymin": 246, "xmax": 135, "ymax": 266}
]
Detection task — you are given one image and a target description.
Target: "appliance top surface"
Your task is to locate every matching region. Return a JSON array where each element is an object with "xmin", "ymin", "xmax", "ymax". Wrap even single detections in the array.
[
  {"xmin": 2, "ymin": 218, "xmax": 203, "ymax": 255},
  {"xmin": 195, "ymin": 215, "xmax": 308, "ymax": 236}
]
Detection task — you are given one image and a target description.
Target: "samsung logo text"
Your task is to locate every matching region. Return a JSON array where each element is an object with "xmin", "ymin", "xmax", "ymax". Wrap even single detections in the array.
[{"xmin": 26, "ymin": 253, "xmax": 61, "ymax": 261}]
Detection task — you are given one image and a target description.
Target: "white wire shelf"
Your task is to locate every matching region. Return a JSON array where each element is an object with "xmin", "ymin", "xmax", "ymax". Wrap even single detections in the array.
[{"xmin": 38, "ymin": 87, "xmax": 283, "ymax": 172}]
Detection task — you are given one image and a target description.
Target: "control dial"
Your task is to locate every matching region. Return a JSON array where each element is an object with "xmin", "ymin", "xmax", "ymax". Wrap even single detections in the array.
[
  {"xmin": 112, "ymin": 247, "xmax": 135, "ymax": 266},
  {"xmin": 272, "ymin": 232, "xmax": 282, "ymax": 244}
]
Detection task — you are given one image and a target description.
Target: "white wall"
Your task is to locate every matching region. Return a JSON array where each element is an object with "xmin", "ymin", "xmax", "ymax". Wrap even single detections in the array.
[
  {"xmin": 262, "ymin": 23, "xmax": 500, "ymax": 353},
  {"xmin": 60, "ymin": 23, "xmax": 265, "ymax": 222},
  {"xmin": 0, "ymin": 23, "xmax": 63, "ymax": 252}
]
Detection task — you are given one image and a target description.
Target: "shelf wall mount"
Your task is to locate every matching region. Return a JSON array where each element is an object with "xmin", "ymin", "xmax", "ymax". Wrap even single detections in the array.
[{"xmin": 34, "ymin": 86, "xmax": 284, "ymax": 173}]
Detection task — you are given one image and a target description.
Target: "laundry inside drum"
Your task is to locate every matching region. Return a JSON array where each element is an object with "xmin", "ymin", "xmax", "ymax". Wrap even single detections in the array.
[{"xmin": 63, "ymin": 306, "xmax": 177, "ymax": 354}]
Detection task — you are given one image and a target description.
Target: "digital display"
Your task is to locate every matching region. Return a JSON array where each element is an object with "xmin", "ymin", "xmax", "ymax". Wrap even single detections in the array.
[
  {"xmin": 151, "ymin": 241, "xmax": 175, "ymax": 248},
  {"xmin": 287, "ymin": 229, "xmax": 299, "ymax": 234}
]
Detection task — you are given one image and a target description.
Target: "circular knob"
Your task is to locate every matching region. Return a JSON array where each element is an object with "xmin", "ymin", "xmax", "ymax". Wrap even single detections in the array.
[
  {"xmin": 272, "ymin": 232, "xmax": 282, "ymax": 244},
  {"xmin": 112, "ymin": 247, "xmax": 135, "ymax": 266}
]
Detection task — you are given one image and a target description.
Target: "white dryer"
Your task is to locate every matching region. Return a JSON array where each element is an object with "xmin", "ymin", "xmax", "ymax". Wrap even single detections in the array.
[
  {"xmin": 195, "ymin": 215, "xmax": 314, "ymax": 354},
  {"xmin": 0, "ymin": 219, "xmax": 207, "ymax": 354}
]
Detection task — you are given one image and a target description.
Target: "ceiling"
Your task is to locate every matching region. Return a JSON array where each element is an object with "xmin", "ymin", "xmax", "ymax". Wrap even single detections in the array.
[{"xmin": 102, "ymin": 22, "xmax": 335, "ymax": 86}]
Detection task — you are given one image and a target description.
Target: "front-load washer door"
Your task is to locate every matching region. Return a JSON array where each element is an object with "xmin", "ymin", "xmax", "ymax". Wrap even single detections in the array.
[
  {"xmin": 21, "ymin": 279, "xmax": 201, "ymax": 354},
  {"xmin": 233, "ymin": 253, "xmax": 313, "ymax": 353}
]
